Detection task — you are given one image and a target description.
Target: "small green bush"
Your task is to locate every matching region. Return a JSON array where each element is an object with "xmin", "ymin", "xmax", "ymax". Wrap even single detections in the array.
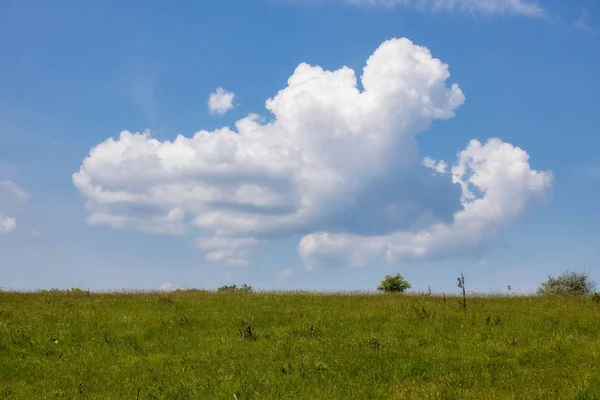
[
  {"xmin": 537, "ymin": 269, "xmax": 596, "ymax": 296},
  {"xmin": 377, "ymin": 273, "xmax": 411, "ymax": 293},
  {"xmin": 217, "ymin": 284, "xmax": 253, "ymax": 293}
]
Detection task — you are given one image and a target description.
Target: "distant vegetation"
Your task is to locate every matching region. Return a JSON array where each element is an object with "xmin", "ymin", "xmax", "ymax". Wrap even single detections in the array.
[
  {"xmin": 217, "ymin": 284, "xmax": 253, "ymax": 293},
  {"xmin": 377, "ymin": 273, "xmax": 411, "ymax": 293},
  {"xmin": 1, "ymin": 280, "xmax": 600, "ymax": 399},
  {"xmin": 537, "ymin": 269, "xmax": 596, "ymax": 296}
]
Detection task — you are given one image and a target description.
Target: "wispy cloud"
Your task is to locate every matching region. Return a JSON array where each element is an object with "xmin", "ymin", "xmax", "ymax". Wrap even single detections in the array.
[
  {"xmin": 293, "ymin": 0, "xmax": 546, "ymax": 17},
  {"xmin": 0, "ymin": 180, "xmax": 28, "ymax": 201}
]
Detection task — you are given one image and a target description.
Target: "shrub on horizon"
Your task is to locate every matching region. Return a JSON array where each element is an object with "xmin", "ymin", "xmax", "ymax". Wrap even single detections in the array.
[
  {"xmin": 377, "ymin": 274, "xmax": 411, "ymax": 293},
  {"xmin": 217, "ymin": 284, "xmax": 253, "ymax": 293},
  {"xmin": 537, "ymin": 269, "xmax": 596, "ymax": 296}
]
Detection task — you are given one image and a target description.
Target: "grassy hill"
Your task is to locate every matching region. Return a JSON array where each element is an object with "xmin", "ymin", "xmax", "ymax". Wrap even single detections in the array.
[{"xmin": 1, "ymin": 290, "xmax": 599, "ymax": 399}]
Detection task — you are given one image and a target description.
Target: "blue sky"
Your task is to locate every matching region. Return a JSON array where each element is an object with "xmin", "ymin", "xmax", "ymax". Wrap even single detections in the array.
[{"xmin": 0, "ymin": 0, "xmax": 599, "ymax": 293}]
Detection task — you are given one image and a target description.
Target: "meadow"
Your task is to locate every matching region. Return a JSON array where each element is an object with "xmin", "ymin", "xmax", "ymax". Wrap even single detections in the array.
[{"xmin": 1, "ymin": 289, "xmax": 599, "ymax": 399}]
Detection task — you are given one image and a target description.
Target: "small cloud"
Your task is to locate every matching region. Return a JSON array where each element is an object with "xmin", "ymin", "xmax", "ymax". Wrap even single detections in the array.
[
  {"xmin": 278, "ymin": 268, "xmax": 294, "ymax": 281},
  {"xmin": 0, "ymin": 215, "xmax": 16, "ymax": 234},
  {"xmin": 28, "ymin": 229, "xmax": 40, "ymax": 239},
  {"xmin": 208, "ymin": 88, "xmax": 236, "ymax": 116},
  {"xmin": 423, "ymin": 157, "xmax": 447, "ymax": 174},
  {"xmin": 0, "ymin": 180, "xmax": 28, "ymax": 201}
]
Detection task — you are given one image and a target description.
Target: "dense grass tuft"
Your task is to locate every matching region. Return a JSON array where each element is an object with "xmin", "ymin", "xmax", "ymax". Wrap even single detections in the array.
[{"xmin": 1, "ymin": 290, "xmax": 599, "ymax": 399}]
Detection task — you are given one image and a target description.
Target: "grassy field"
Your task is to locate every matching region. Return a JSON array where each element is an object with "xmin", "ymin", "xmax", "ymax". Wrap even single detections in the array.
[{"xmin": 1, "ymin": 290, "xmax": 600, "ymax": 399}]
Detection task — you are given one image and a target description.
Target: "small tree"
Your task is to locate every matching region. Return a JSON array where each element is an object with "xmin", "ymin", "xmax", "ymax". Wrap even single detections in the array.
[
  {"xmin": 457, "ymin": 273, "xmax": 467, "ymax": 310},
  {"xmin": 537, "ymin": 269, "xmax": 596, "ymax": 296},
  {"xmin": 377, "ymin": 273, "xmax": 411, "ymax": 293}
]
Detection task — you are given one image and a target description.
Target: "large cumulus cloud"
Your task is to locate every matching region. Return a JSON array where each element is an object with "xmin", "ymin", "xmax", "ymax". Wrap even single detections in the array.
[
  {"xmin": 299, "ymin": 138, "xmax": 552, "ymax": 268},
  {"xmin": 73, "ymin": 37, "xmax": 551, "ymax": 267}
]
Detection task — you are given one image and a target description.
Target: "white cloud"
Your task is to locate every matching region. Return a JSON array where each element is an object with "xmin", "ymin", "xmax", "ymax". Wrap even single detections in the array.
[
  {"xmin": 423, "ymin": 157, "xmax": 447, "ymax": 174},
  {"xmin": 299, "ymin": 138, "xmax": 552, "ymax": 268},
  {"xmin": 73, "ymin": 37, "xmax": 551, "ymax": 268},
  {"xmin": 208, "ymin": 88, "xmax": 236, "ymax": 116},
  {"xmin": 304, "ymin": 0, "xmax": 545, "ymax": 17},
  {"xmin": 0, "ymin": 215, "xmax": 16, "ymax": 234},
  {"xmin": 0, "ymin": 180, "xmax": 28, "ymax": 200}
]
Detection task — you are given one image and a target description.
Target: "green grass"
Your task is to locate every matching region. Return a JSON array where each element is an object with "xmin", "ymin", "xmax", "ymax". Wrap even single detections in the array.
[{"xmin": 1, "ymin": 290, "xmax": 600, "ymax": 399}]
